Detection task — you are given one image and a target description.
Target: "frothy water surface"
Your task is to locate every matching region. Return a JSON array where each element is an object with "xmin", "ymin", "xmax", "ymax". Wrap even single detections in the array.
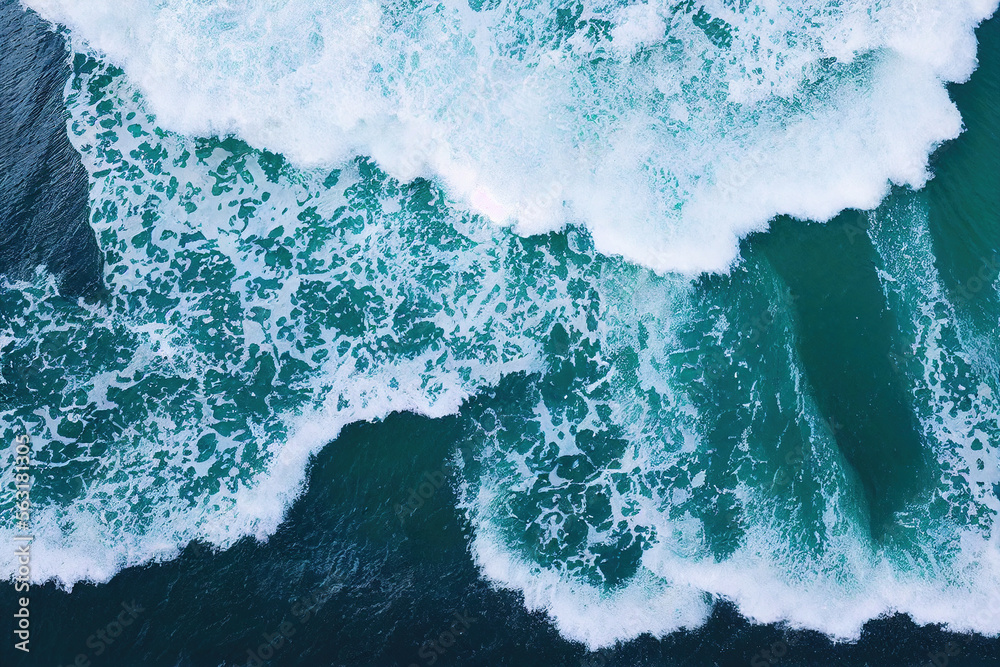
[{"xmin": 2, "ymin": 0, "xmax": 1000, "ymax": 650}]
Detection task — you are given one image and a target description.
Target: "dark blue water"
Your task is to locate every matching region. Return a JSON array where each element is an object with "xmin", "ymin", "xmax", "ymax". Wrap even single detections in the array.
[
  {"xmin": 0, "ymin": 405, "xmax": 997, "ymax": 667},
  {"xmin": 0, "ymin": 0, "xmax": 101, "ymax": 298}
]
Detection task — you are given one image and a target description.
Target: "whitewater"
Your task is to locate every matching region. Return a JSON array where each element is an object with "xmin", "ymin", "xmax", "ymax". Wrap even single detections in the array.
[
  {"xmin": 2, "ymin": 0, "xmax": 999, "ymax": 650},
  {"xmin": 20, "ymin": 0, "xmax": 999, "ymax": 273}
]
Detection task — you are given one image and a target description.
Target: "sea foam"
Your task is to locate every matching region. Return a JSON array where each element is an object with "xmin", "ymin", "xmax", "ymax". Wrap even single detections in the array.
[
  {"xmin": 22, "ymin": 0, "xmax": 999, "ymax": 273},
  {"xmin": 4, "ymin": 0, "xmax": 1000, "ymax": 650}
]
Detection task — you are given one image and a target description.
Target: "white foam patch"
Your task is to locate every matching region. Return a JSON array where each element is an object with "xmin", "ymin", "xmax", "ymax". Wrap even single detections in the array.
[
  {"xmin": 869, "ymin": 195, "xmax": 1000, "ymax": 527},
  {"xmin": 3, "ymin": 0, "xmax": 1000, "ymax": 649},
  {"xmin": 0, "ymin": 61, "xmax": 548, "ymax": 586},
  {"xmin": 471, "ymin": 524, "xmax": 712, "ymax": 648},
  {"xmin": 465, "ymin": 438, "xmax": 1000, "ymax": 648},
  {"xmin": 457, "ymin": 236, "xmax": 1000, "ymax": 647},
  {"xmin": 21, "ymin": 0, "xmax": 1000, "ymax": 274},
  {"xmin": 466, "ymin": 420, "xmax": 1000, "ymax": 648}
]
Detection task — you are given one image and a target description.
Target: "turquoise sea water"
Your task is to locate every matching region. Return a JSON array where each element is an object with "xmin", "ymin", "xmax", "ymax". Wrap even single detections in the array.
[{"xmin": 2, "ymin": 1, "xmax": 1000, "ymax": 664}]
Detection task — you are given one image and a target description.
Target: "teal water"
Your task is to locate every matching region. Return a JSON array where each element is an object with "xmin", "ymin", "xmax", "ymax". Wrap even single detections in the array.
[{"xmin": 2, "ymin": 0, "xmax": 1000, "ymax": 662}]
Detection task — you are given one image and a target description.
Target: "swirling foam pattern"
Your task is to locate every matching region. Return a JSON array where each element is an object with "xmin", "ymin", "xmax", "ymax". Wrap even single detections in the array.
[
  {"xmin": 2, "ymin": 0, "xmax": 999, "ymax": 649},
  {"xmin": 20, "ymin": 0, "xmax": 998, "ymax": 272}
]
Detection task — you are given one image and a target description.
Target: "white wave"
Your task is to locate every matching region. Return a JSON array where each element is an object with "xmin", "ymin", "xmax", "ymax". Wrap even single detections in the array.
[
  {"xmin": 458, "ymin": 229, "xmax": 1000, "ymax": 647},
  {"xmin": 22, "ymin": 0, "xmax": 998, "ymax": 273},
  {"xmin": 0, "ymin": 62, "xmax": 546, "ymax": 586}
]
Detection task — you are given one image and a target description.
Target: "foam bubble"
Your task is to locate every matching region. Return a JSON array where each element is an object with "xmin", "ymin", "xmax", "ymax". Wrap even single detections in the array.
[
  {"xmin": 0, "ymin": 59, "xmax": 547, "ymax": 585},
  {"xmin": 22, "ymin": 0, "xmax": 999, "ymax": 273},
  {"xmin": 456, "ymin": 226, "xmax": 1000, "ymax": 647},
  {"xmin": 4, "ymin": 0, "xmax": 1000, "ymax": 650}
]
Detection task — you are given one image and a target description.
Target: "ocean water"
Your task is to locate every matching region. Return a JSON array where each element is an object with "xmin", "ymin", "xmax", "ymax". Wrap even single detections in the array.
[{"xmin": 2, "ymin": 0, "xmax": 1000, "ymax": 665}]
